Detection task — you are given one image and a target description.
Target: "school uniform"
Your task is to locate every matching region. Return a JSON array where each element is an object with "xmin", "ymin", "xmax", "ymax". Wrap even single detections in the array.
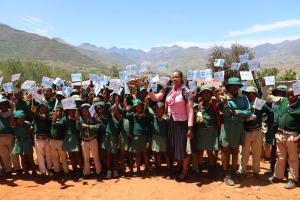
[
  {"xmin": 239, "ymin": 101, "xmax": 273, "ymax": 174},
  {"xmin": 0, "ymin": 100, "xmax": 21, "ymax": 173},
  {"xmin": 102, "ymin": 112, "xmax": 121, "ymax": 154},
  {"xmin": 127, "ymin": 112, "xmax": 150, "ymax": 154},
  {"xmin": 32, "ymin": 109, "xmax": 52, "ymax": 174},
  {"xmin": 62, "ymin": 116, "xmax": 81, "ymax": 152},
  {"xmin": 120, "ymin": 117, "xmax": 130, "ymax": 152},
  {"xmin": 77, "ymin": 106, "xmax": 101, "ymax": 176},
  {"xmin": 274, "ymin": 97, "xmax": 300, "ymax": 182},
  {"xmin": 151, "ymin": 115, "xmax": 169, "ymax": 153},
  {"xmin": 50, "ymin": 116, "xmax": 69, "ymax": 173},
  {"xmin": 194, "ymin": 100, "xmax": 220, "ymax": 152},
  {"xmin": 12, "ymin": 121, "xmax": 33, "ymax": 156}
]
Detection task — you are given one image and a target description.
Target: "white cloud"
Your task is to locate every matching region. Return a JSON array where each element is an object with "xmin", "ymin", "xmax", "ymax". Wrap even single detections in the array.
[
  {"xmin": 229, "ymin": 19, "xmax": 300, "ymax": 36},
  {"xmin": 158, "ymin": 35, "xmax": 300, "ymax": 49},
  {"xmin": 21, "ymin": 16, "xmax": 51, "ymax": 37}
]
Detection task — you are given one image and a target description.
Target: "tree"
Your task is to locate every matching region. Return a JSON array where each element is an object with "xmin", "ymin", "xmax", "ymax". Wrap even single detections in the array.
[
  {"xmin": 277, "ymin": 69, "xmax": 297, "ymax": 81},
  {"xmin": 111, "ymin": 65, "xmax": 120, "ymax": 78},
  {"xmin": 261, "ymin": 67, "xmax": 279, "ymax": 77},
  {"xmin": 207, "ymin": 43, "xmax": 254, "ymax": 72}
]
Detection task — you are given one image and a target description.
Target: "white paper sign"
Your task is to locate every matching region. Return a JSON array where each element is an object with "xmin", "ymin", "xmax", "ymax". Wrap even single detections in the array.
[
  {"xmin": 248, "ymin": 61, "xmax": 261, "ymax": 71},
  {"xmin": 126, "ymin": 64, "xmax": 138, "ymax": 71},
  {"xmin": 231, "ymin": 63, "xmax": 241, "ymax": 70},
  {"xmin": 150, "ymin": 83, "xmax": 157, "ymax": 93},
  {"xmin": 264, "ymin": 76, "xmax": 275, "ymax": 86},
  {"xmin": 292, "ymin": 82, "xmax": 300, "ymax": 96},
  {"xmin": 188, "ymin": 81, "xmax": 197, "ymax": 92},
  {"xmin": 89, "ymin": 105, "xmax": 96, "ymax": 117},
  {"xmin": 89, "ymin": 74, "xmax": 98, "ymax": 82},
  {"xmin": 151, "ymin": 75, "xmax": 160, "ymax": 83},
  {"xmin": 158, "ymin": 77, "xmax": 170, "ymax": 86},
  {"xmin": 32, "ymin": 92, "xmax": 44, "ymax": 104},
  {"xmin": 156, "ymin": 62, "xmax": 168, "ymax": 71},
  {"xmin": 187, "ymin": 70, "xmax": 194, "ymax": 81},
  {"xmin": 195, "ymin": 69, "xmax": 213, "ymax": 81},
  {"xmin": 241, "ymin": 81, "xmax": 248, "ymax": 91},
  {"xmin": 62, "ymin": 86, "xmax": 72, "ymax": 97},
  {"xmin": 71, "ymin": 73, "xmax": 82, "ymax": 82},
  {"xmin": 239, "ymin": 54, "xmax": 249, "ymax": 64},
  {"xmin": 94, "ymin": 82, "xmax": 103, "ymax": 96},
  {"xmin": 42, "ymin": 76, "xmax": 53, "ymax": 88},
  {"xmin": 240, "ymin": 71, "xmax": 253, "ymax": 81},
  {"xmin": 3, "ymin": 82, "xmax": 14, "ymax": 93},
  {"xmin": 214, "ymin": 71, "xmax": 225, "ymax": 82},
  {"xmin": 0, "ymin": 77, "xmax": 3, "ymax": 85},
  {"xmin": 54, "ymin": 77, "xmax": 63, "ymax": 86},
  {"xmin": 61, "ymin": 97, "xmax": 76, "ymax": 110},
  {"xmin": 214, "ymin": 59, "xmax": 225, "ymax": 67},
  {"xmin": 254, "ymin": 97, "xmax": 266, "ymax": 110},
  {"xmin": 119, "ymin": 71, "xmax": 131, "ymax": 82},
  {"xmin": 21, "ymin": 80, "xmax": 35, "ymax": 90},
  {"xmin": 11, "ymin": 73, "xmax": 21, "ymax": 82},
  {"xmin": 140, "ymin": 62, "xmax": 151, "ymax": 72},
  {"xmin": 124, "ymin": 82, "xmax": 131, "ymax": 95}
]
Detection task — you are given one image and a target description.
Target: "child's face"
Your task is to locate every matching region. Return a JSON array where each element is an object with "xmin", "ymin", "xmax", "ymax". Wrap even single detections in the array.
[
  {"xmin": 155, "ymin": 106, "xmax": 164, "ymax": 118},
  {"xmin": 16, "ymin": 118, "xmax": 25, "ymax": 125},
  {"xmin": 54, "ymin": 109, "xmax": 62, "ymax": 118},
  {"xmin": 96, "ymin": 106, "xmax": 103, "ymax": 114},
  {"xmin": 135, "ymin": 104, "xmax": 143, "ymax": 114},
  {"xmin": 81, "ymin": 108, "xmax": 90, "ymax": 118},
  {"xmin": 39, "ymin": 105, "xmax": 48, "ymax": 114},
  {"xmin": 0, "ymin": 104, "xmax": 9, "ymax": 112},
  {"xmin": 201, "ymin": 90, "xmax": 212, "ymax": 102},
  {"xmin": 67, "ymin": 109, "xmax": 76, "ymax": 117}
]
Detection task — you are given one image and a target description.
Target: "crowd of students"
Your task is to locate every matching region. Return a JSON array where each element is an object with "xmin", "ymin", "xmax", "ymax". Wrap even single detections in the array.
[{"xmin": 0, "ymin": 70, "xmax": 299, "ymax": 189}]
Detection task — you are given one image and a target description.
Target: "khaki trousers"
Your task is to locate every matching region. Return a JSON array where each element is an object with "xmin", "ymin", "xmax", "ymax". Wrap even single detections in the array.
[
  {"xmin": 81, "ymin": 138, "xmax": 101, "ymax": 175},
  {"xmin": 34, "ymin": 137, "xmax": 52, "ymax": 174},
  {"xmin": 274, "ymin": 133, "xmax": 299, "ymax": 181},
  {"xmin": 50, "ymin": 139, "xmax": 69, "ymax": 173},
  {"xmin": 239, "ymin": 129, "xmax": 264, "ymax": 174},
  {"xmin": 0, "ymin": 134, "xmax": 21, "ymax": 172}
]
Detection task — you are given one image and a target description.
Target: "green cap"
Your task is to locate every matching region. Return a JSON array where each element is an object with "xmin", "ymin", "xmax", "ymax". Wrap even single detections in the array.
[
  {"xmin": 275, "ymin": 85, "xmax": 287, "ymax": 92},
  {"xmin": 132, "ymin": 99, "xmax": 143, "ymax": 107},
  {"xmin": 94, "ymin": 101, "xmax": 105, "ymax": 108},
  {"xmin": 227, "ymin": 77, "xmax": 242, "ymax": 87},
  {"xmin": 14, "ymin": 110, "xmax": 25, "ymax": 119},
  {"xmin": 198, "ymin": 84, "xmax": 212, "ymax": 95},
  {"xmin": 0, "ymin": 98, "xmax": 9, "ymax": 105},
  {"xmin": 81, "ymin": 103, "xmax": 91, "ymax": 109},
  {"xmin": 39, "ymin": 100, "xmax": 48, "ymax": 107},
  {"xmin": 244, "ymin": 86, "xmax": 258, "ymax": 95}
]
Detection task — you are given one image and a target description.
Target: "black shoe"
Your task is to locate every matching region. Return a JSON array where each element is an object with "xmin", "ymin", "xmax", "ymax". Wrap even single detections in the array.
[
  {"xmin": 268, "ymin": 175, "xmax": 280, "ymax": 183},
  {"xmin": 284, "ymin": 179, "xmax": 296, "ymax": 189},
  {"xmin": 253, "ymin": 172, "xmax": 261, "ymax": 180},
  {"xmin": 16, "ymin": 169, "xmax": 23, "ymax": 176},
  {"xmin": 176, "ymin": 173, "xmax": 188, "ymax": 182}
]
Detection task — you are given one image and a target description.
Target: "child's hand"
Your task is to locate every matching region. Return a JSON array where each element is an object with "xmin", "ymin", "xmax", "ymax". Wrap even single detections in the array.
[
  {"xmin": 31, "ymin": 105, "xmax": 37, "ymax": 113},
  {"xmin": 187, "ymin": 130, "xmax": 193, "ymax": 139},
  {"xmin": 293, "ymin": 135, "xmax": 300, "ymax": 143},
  {"xmin": 75, "ymin": 110, "xmax": 80, "ymax": 120}
]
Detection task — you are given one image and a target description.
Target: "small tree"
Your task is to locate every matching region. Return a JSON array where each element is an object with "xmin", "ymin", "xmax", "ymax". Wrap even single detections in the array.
[
  {"xmin": 261, "ymin": 67, "xmax": 279, "ymax": 77},
  {"xmin": 277, "ymin": 69, "xmax": 297, "ymax": 81}
]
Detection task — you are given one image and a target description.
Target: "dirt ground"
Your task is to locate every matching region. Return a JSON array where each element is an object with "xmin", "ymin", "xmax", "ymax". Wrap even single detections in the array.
[{"xmin": 0, "ymin": 158, "xmax": 299, "ymax": 200}]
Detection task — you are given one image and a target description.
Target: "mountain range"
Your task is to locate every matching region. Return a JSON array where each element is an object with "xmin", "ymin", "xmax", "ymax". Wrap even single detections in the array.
[{"xmin": 1, "ymin": 23, "xmax": 300, "ymax": 74}]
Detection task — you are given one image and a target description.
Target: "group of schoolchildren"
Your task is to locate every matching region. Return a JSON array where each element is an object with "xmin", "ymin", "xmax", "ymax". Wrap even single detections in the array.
[{"xmin": 0, "ymin": 73, "xmax": 299, "ymax": 189}]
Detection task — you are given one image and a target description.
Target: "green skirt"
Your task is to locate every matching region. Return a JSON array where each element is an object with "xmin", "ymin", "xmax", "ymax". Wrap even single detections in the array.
[
  {"xmin": 152, "ymin": 135, "xmax": 167, "ymax": 153},
  {"xmin": 220, "ymin": 121, "xmax": 245, "ymax": 148},
  {"xmin": 12, "ymin": 139, "xmax": 33, "ymax": 155},
  {"xmin": 129, "ymin": 135, "xmax": 146, "ymax": 153},
  {"xmin": 193, "ymin": 126, "xmax": 219, "ymax": 151},
  {"xmin": 119, "ymin": 134, "xmax": 130, "ymax": 152},
  {"xmin": 102, "ymin": 134, "xmax": 119, "ymax": 154},
  {"xmin": 62, "ymin": 134, "xmax": 80, "ymax": 152}
]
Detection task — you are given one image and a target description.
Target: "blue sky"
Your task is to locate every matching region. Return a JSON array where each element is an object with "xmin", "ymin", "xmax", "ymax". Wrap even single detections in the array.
[{"xmin": 1, "ymin": 0, "xmax": 300, "ymax": 50}]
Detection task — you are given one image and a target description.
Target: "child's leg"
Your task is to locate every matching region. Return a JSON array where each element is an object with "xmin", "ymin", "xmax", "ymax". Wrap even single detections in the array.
[
  {"xmin": 128, "ymin": 153, "xmax": 134, "ymax": 173},
  {"xmin": 20, "ymin": 155, "xmax": 28, "ymax": 172},
  {"xmin": 143, "ymin": 151, "xmax": 149, "ymax": 169},
  {"xmin": 120, "ymin": 149, "xmax": 125, "ymax": 173},
  {"xmin": 207, "ymin": 151, "xmax": 215, "ymax": 166},
  {"xmin": 28, "ymin": 154, "xmax": 37, "ymax": 173},
  {"xmin": 135, "ymin": 153, "xmax": 141, "ymax": 173},
  {"xmin": 163, "ymin": 152, "xmax": 171, "ymax": 169},
  {"xmin": 156, "ymin": 152, "xmax": 162, "ymax": 167},
  {"xmin": 192, "ymin": 153, "xmax": 199, "ymax": 171},
  {"xmin": 198, "ymin": 150, "xmax": 204, "ymax": 172},
  {"xmin": 81, "ymin": 141, "xmax": 91, "ymax": 176},
  {"xmin": 231, "ymin": 147, "xmax": 239, "ymax": 172}
]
